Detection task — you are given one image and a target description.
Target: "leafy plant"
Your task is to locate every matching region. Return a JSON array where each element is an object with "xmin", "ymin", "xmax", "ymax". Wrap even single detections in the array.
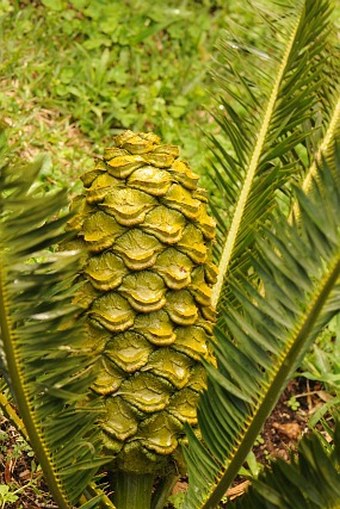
[
  {"xmin": 231, "ymin": 421, "xmax": 340, "ymax": 509},
  {"xmin": 0, "ymin": 138, "xmax": 107, "ymax": 507},
  {"xmin": 286, "ymin": 396, "xmax": 300, "ymax": 412},
  {"xmin": 0, "ymin": 484, "xmax": 19, "ymax": 507},
  {"xmin": 302, "ymin": 314, "xmax": 340, "ymax": 394},
  {"xmin": 184, "ymin": 146, "xmax": 340, "ymax": 508},
  {"xmin": 0, "ymin": 1, "xmax": 339, "ymax": 509},
  {"xmin": 301, "ymin": 314, "xmax": 340, "ymax": 428}
]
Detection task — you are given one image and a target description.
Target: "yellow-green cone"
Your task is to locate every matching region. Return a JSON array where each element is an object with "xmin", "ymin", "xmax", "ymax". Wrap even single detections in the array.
[{"xmin": 67, "ymin": 131, "xmax": 217, "ymax": 475}]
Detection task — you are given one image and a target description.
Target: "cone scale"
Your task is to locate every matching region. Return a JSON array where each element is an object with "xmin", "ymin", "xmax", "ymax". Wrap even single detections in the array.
[{"xmin": 67, "ymin": 131, "xmax": 217, "ymax": 480}]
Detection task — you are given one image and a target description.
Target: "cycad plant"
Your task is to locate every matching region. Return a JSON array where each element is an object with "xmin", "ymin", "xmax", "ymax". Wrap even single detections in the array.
[{"xmin": 0, "ymin": 0, "xmax": 340, "ymax": 508}]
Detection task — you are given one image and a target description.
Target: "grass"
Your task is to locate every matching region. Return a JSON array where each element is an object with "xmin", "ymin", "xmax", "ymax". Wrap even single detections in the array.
[{"xmin": 0, "ymin": 0, "xmax": 268, "ymax": 193}]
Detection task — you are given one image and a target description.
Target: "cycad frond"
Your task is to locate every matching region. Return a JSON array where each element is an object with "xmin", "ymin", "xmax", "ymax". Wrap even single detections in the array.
[
  {"xmin": 0, "ymin": 386, "xmax": 116, "ymax": 509},
  {"xmin": 0, "ymin": 138, "xmax": 106, "ymax": 508},
  {"xmin": 183, "ymin": 146, "xmax": 340, "ymax": 508},
  {"xmin": 211, "ymin": 0, "xmax": 336, "ymax": 308},
  {"xmin": 290, "ymin": 96, "xmax": 340, "ymax": 220},
  {"xmin": 231, "ymin": 421, "xmax": 340, "ymax": 509}
]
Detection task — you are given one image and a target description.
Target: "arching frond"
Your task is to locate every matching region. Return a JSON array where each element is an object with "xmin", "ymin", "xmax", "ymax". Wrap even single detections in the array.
[
  {"xmin": 290, "ymin": 96, "xmax": 340, "ymax": 220},
  {"xmin": 0, "ymin": 136, "xmax": 107, "ymax": 508},
  {"xmin": 210, "ymin": 0, "xmax": 338, "ymax": 309},
  {"xmin": 183, "ymin": 146, "xmax": 340, "ymax": 508}
]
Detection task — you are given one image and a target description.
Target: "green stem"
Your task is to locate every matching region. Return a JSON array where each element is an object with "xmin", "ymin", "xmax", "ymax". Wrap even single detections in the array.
[
  {"xmin": 112, "ymin": 472, "xmax": 155, "ymax": 509},
  {"xmin": 0, "ymin": 390, "xmax": 29, "ymax": 441}
]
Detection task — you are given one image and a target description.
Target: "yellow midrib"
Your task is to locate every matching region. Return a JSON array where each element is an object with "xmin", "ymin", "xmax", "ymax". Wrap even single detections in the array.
[
  {"xmin": 202, "ymin": 251, "xmax": 340, "ymax": 509},
  {"xmin": 0, "ymin": 261, "xmax": 70, "ymax": 509},
  {"xmin": 290, "ymin": 96, "xmax": 340, "ymax": 221},
  {"xmin": 302, "ymin": 97, "xmax": 340, "ymax": 192},
  {"xmin": 211, "ymin": 15, "xmax": 301, "ymax": 309}
]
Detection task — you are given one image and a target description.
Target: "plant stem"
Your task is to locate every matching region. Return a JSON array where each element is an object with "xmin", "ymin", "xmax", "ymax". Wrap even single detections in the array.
[
  {"xmin": 0, "ymin": 391, "xmax": 29, "ymax": 441},
  {"xmin": 112, "ymin": 472, "xmax": 155, "ymax": 509}
]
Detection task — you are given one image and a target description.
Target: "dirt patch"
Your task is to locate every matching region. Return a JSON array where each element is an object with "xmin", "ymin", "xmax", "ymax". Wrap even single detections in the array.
[{"xmin": 0, "ymin": 414, "xmax": 57, "ymax": 508}]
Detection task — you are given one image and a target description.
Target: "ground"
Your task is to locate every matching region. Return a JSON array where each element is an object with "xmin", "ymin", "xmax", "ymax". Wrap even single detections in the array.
[{"xmin": 169, "ymin": 377, "xmax": 334, "ymax": 507}]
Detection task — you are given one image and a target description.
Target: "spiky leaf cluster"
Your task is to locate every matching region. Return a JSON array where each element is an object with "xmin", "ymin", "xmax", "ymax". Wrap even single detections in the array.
[
  {"xmin": 183, "ymin": 147, "xmax": 340, "ymax": 508},
  {"xmin": 0, "ymin": 137, "xmax": 106, "ymax": 509},
  {"xmin": 232, "ymin": 422, "xmax": 340, "ymax": 509}
]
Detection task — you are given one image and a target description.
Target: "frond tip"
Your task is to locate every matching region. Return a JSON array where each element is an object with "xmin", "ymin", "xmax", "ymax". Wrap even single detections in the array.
[
  {"xmin": 183, "ymin": 143, "xmax": 340, "ymax": 509},
  {"xmin": 0, "ymin": 151, "xmax": 106, "ymax": 508},
  {"xmin": 232, "ymin": 421, "xmax": 340, "ymax": 508}
]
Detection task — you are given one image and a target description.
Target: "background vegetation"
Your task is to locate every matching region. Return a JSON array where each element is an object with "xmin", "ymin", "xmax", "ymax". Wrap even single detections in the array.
[{"xmin": 0, "ymin": 0, "xmax": 270, "ymax": 189}]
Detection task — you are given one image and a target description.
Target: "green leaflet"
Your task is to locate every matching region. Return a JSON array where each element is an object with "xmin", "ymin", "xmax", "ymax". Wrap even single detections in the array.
[
  {"xmin": 0, "ymin": 138, "xmax": 107, "ymax": 508},
  {"xmin": 291, "ymin": 96, "xmax": 340, "ymax": 221},
  {"xmin": 181, "ymin": 0, "xmax": 340, "ymax": 506},
  {"xmin": 183, "ymin": 141, "xmax": 340, "ymax": 508},
  {"xmin": 232, "ymin": 421, "xmax": 340, "ymax": 509},
  {"xmin": 210, "ymin": 0, "xmax": 338, "ymax": 308}
]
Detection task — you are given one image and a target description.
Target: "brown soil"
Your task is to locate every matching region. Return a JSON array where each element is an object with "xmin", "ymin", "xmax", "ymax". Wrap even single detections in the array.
[{"xmin": 0, "ymin": 414, "xmax": 57, "ymax": 508}]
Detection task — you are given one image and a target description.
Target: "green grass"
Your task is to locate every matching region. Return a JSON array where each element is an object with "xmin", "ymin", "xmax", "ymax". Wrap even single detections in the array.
[
  {"xmin": 1, "ymin": 0, "xmax": 338, "ymax": 185},
  {"xmin": 0, "ymin": 0, "xmax": 266, "ymax": 192}
]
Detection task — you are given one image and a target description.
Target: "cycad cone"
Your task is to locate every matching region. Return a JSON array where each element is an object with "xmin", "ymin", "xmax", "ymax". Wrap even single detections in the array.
[{"xmin": 68, "ymin": 131, "xmax": 217, "ymax": 475}]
